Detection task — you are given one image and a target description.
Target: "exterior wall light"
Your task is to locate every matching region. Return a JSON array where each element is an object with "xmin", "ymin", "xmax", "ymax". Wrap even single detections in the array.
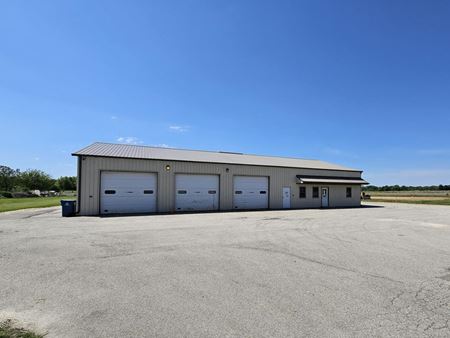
[{"xmin": 165, "ymin": 165, "xmax": 171, "ymax": 171}]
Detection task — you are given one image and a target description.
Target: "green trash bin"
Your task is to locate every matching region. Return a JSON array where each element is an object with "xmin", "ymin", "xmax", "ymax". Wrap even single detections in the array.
[{"xmin": 61, "ymin": 200, "xmax": 76, "ymax": 217}]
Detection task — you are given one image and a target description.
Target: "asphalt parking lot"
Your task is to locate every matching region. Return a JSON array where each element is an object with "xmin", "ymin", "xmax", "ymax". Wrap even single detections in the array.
[{"xmin": 1, "ymin": 203, "xmax": 450, "ymax": 337}]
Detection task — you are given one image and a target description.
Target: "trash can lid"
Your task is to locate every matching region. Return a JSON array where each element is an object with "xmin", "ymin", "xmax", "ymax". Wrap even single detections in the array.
[{"xmin": 61, "ymin": 200, "xmax": 76, "ymax": 205}]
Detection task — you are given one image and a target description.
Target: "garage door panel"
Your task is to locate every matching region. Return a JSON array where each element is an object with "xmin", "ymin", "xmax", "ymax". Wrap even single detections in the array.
[
  {"xmin": 100, "ymin": 172, "xmax": 157, "ymax": 214},
  {"xmin": 175, "ymin": 174, "xmax": 219, "ymax": 211},
  {"xmin": 233, "ymin": 176, "xmax": 268, "ymax": 209}
]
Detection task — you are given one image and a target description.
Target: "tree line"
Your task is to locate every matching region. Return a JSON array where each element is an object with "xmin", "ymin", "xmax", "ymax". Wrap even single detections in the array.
[
  {"xmin": 363, "ymin": 185, "xmax": 450, "ymax": 192},
  {"xmin": 0, "ymin": 165, "xmax": 76, "ymax": 192}
]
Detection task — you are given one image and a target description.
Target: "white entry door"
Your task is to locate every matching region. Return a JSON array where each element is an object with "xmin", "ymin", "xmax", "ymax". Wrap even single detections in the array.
[
  {"xmin": 100, "ymin": 172, "xmax": 157, "ymax": 214},
  {"xmin": 321, "ymin": 187, "xmax": 329, "ymax": 208},
  {"xmin": 282, "ymin": 187, "xmax": 291, "ymax": 208},
  {"xmin": 233, "ymin": 176, "xmax": 269, "ymax": 209},
  {"xmin": 175, "ymin": 174, "xmax": 219, "ymax": 211}
]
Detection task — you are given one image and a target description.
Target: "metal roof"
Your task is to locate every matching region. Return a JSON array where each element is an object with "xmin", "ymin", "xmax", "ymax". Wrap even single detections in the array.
[
  {"xmin": 72, "ymin": 142, "xmax": 361, "ymax": 172},
  {"xmin": 296, "ymin": 175, "xmax": 368, "ymax": 185}
]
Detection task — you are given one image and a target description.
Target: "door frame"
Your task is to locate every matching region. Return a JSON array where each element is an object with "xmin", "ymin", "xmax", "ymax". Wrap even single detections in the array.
[
  {"xmin": 321, "ymin": 186, "xmax": 329, "ymax": 208},
  {"xmin": 282, "ymin": 187, "xmax": 291, "ymax": 209}
]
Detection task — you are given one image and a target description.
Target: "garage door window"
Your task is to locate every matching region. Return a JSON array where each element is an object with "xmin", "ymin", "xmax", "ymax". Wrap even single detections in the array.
[
  {"xmin": 177, "ymin": 190, "xmax": 187, "ymax": 194},
  {"xmin": 143, "ymin": 190, "xmax": 154, "ymax": 194},
  {"xmin": 104, "ymin": 190, "xmax": 116, "ymax": 194},
  {"xmin": 260, "ymin": 191, "xmax": 267, "ymax": 194},
  {"xmin": 208, "ymin": 190, "xmax": 216, "ymax": 194},
  {"xmin": 235, "ymin": 191, "xmax": 242, "ymax": 194}
]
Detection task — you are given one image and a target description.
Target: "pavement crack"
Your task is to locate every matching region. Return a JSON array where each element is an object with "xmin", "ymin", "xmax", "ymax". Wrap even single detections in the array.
[
  {"xmin": 414, "ymin": 281, "xmax": 427, "ymax": 300},
  {"xmin": 424, "ymin": 321, "xmax": 435, "ymax": 331},
  {"xmin": 225, "ymin": 244, "xmax": 403, "ymax": 284},
  {"xmin": 22, "ymin": 208, "xmax": 57, "ymax": 219},
  {"xmin": 390, "ymin": 290, "xmax": 406, "ymax": 306}
]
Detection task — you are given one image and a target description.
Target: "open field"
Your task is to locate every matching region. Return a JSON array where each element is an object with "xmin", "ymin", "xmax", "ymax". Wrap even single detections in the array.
[
  {"xmin": 0, "ymin": 196, "xmax": 76, "ymax": 213},
  {"xmin": 368, "ymin": 190, "xmax": 450, "ymax": 197},
  {"xmin": 366, "ymin": 190, "xmax": 450, "ymax": 206},
  {"xmin": 1, "ymin": 203, "xmax": 449, "ymax": 337}
]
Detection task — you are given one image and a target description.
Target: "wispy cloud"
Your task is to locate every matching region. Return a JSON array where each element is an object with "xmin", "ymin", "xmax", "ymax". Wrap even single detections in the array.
[
  {"xmin": 323, "ymin": 147, "xmax": 343, "ymax": 156},
  {"xmin": 417, "ymin": 149, "xmax": 450, "ymax": 156},
  {"xmin": 117, "ymin": 136, "xmax": 143, "ymax": 145},
  {"xmin": 111, "ymin": 116, "xmax": 118, "ymax": 120},
  {"xmin": 169, "ymin": 125, "xmax": 189, "ymax": 132},
  {"xmin": 151, "ymin": 143, "xmax": 172, "ymax": 148},
  {"xmin": 323, "ymin": 147, "xmax": 358, "ymax": 158}
]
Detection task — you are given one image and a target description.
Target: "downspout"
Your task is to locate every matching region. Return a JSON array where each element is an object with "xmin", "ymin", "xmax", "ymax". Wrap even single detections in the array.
[{"xmin": 76, "ymin": 155, "xmax": 82, "ymax": 214}]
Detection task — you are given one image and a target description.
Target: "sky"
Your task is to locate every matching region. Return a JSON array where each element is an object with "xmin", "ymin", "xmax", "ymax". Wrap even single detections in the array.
[{"xmin": 1, "ymin": 0, "xmax": 449, "ymax": 186}]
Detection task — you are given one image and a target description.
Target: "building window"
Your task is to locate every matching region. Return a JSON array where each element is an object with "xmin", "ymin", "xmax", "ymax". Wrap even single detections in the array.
[
  {"xmin": 312, "ymin": 187, "xmax": 319, "ymax": 198},
  {"xmin": 299, "ymin": 186, "xmax": 306, "ymax": 198},
  {"xmin": 346, "ymin": 187, "xmax": 352, "ymax": 198}
]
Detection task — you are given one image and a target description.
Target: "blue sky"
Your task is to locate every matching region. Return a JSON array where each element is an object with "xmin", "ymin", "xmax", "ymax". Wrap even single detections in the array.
[{"xmin": 1, "ymin": 0, "xmax": 449, "ymax": 185}]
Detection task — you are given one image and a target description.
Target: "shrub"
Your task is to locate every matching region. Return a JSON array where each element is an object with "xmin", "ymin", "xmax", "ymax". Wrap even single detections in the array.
[
  {"xmin": 11, "ymin": 192, "xmax": 34, "ymax": 198},
  {"xmin": 0, "ymin": 191, "xmax": 13, "ymax": 198}
]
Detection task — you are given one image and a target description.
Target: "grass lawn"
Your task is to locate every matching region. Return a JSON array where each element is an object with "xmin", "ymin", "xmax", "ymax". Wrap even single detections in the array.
[
  {"xmin": 0, "ymin": 196, "xmax": 75, "ymax": 213},
  {"xmin": 369, "ymin": 198, "xmax": 450, "ymax": 206},
  {"xmin": 0, "ymin": 319, "xmax": 43, "ymax": 338},
  {"xmin": 365, "ymin": 190, "xmax": 450, "ymax": 206}
]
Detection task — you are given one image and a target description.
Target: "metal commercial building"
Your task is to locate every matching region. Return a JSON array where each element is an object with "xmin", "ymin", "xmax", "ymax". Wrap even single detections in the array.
[{"xmin": 73, "ymin": 142, "xmax": 368, "ymax": 215}]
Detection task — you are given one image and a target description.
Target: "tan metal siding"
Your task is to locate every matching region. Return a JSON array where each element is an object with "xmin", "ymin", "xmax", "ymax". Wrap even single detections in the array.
[
  {"xmin": 329, "ymin": 185, "xmax": 361, "ymax": 208},
  {"xmin": 78, "ymin": 156, "xmax": 363, "ymax": 215},
  {"xmin": 290, "ymin": 184, "xmax": 362, "ymax": 208}
]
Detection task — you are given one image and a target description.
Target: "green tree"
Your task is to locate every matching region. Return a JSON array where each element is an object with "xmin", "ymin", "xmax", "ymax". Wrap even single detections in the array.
[
  {"xmin": 18, "ymin": 169, "xmax": 54, "ymax": 191},
  {"xmin": 0, "ymin": 165, "xmax": 20, "ymax": 191},
  {"xmin": 56, "ymin": 176, "xmax": 77, "ymax": 191}
]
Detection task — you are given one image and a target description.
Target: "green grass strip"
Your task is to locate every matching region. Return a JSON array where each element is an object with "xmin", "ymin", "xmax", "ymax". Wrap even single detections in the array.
[{"xmin": 0, "ymin": 196, "xmax": 75, "ymax": 213}]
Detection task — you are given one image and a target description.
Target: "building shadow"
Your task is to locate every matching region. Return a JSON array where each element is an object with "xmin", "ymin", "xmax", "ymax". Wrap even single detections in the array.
[{"xmin": 95, "ymin": 205, "xmax": 383, "ymax": 217}]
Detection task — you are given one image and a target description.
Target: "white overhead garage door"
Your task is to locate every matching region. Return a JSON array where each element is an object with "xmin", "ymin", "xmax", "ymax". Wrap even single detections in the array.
[
  {"xmin": 233, "ymin": 176, "xmax": 269, "ymax": 209},
  {"xmin": 175, "ymin": 174, "xmax": 219, "ymax": 211},
  {"xmin": 100, "ymin": 172, "xmax": 157, "ymax": 214}
]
